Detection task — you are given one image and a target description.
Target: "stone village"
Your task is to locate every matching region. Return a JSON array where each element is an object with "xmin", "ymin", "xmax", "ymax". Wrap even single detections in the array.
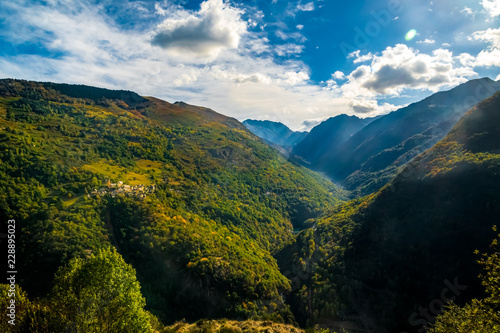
[{"xmin": 88, "ymin": 180, "xmax": 156, "ymax": 199}]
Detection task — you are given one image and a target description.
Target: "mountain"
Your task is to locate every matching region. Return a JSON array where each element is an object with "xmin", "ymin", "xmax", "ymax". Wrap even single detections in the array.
[
  {"xmin": 295, "ymin": 78, "xmax": 500, "ymax": 196},
  {"xmin": 293, "ymin": 114, "xmax": 376, "ymax": 166},
  {"xmin": 280, "ymin": 91, "xmax": 500, "ymax": 332},
  {"xmin": 0, "ymin": 79, "xmax": 343, "ymax": 328},
  {"xmin": 243, "ymin": 119, "xmax": 308, "ymax": 148}
]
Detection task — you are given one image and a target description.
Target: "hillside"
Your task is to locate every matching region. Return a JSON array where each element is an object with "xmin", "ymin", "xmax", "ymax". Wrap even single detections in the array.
[
  {"xmin": 293, "ymin": 114, "xmax": 375, "ymax": 166},
  {"xmin": 0, "ymin": 79, "xmax": 342, "ymax": 327},
  {"xmin": 279, "ymin": 91, "xmax": 500, "ymax": 332},
  {"xmin": 295, "ymin": 78, "xmax": 500, "ymax": 196},
  {"xmin": 164, "ymin": 319, "xmax": 304, "ymax": 333},
  {"xmin": 243, "ymin": 119, "xmax": 308, "ymax": 148}
]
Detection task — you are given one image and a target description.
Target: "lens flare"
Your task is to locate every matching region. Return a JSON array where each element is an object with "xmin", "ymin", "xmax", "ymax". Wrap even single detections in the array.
[{"xmin": 405, "ymin": 29, "xmax": 417, "ymax": 41}]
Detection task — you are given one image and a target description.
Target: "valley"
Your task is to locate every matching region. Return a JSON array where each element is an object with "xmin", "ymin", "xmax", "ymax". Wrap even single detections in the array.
[{"xmin": 1, "ymin": 78, "xmax": 500, "ymax": 333}]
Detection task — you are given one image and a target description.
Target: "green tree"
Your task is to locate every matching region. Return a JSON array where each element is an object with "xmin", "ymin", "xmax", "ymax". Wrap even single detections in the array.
[
  {"xmin": 427, "ymin": 227, "xmax": 500, "ymax": 332},
  {"xmin": 0, "ymin": 284, "xmax": 31, "ymax": 332},
  {"xmin": 50, "ymin": 247, "xmax": 153, "ymax": 333}
]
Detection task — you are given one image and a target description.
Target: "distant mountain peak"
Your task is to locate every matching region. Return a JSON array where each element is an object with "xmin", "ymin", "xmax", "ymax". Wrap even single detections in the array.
[
  {"xmin": 292, "ymin": 114, "xmax": 377, "ymax": 167},
  {"xmin": 243, "ymin": 119, "xmax": 307, "ymax": 148}
]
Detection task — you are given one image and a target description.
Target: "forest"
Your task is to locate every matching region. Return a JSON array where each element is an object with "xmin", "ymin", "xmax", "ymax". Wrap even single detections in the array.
[{"xmin": 1, "ymin": 79, "xmax": 500, "ymax": 333}]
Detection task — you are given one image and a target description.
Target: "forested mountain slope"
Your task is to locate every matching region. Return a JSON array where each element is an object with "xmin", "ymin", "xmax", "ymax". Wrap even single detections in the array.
[
  {"xmin": 0, "ymin": 79, "xmax": 341, "ymax": 326},
  {"xmin": 280, "ymin": 91, "xmax": 500, "ymax": 332}
]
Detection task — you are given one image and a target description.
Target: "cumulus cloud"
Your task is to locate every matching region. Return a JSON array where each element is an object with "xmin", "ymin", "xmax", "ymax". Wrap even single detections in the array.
[
  {"xmin": 475, "ymin": 49, "xmax": 500, "ymax": 67},
  {"xmin": 338, "ymin": 44, "xmax": 480, "ymax": 115},
  {"xmin": 471, "ymin": 28, "xmax": 500, "ymax": 48},
  {"xmin": 342, "ymin": 44, "xmax": 476, "ymax": 98},
  {"xmin": 151, "ymin": 0, "xmax": 247, "ymax": 58},
  {"xmin": 332, "ymin": 71, "xmax": 346, "ymax": 80},
  {"xmin": 482, "ymin": 0, "xmax": 500, "ymax": 18},
  {"xmin": 470, "ymin": 28, "xmax": 500, "ymax": 67},
  {"xmin": 349, "ymin": 99, "xmax": 379, "ymax": 113},
  {"xmin": 348, "ymin": 99, "xmax": 398, "ymax": 114}
]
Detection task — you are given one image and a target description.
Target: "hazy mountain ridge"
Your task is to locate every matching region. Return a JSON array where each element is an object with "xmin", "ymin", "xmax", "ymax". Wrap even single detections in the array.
[
  {"xmin": 293, "ymin": 78, "xmax": 500, "ymax": 196},
  {"xmin": 293, "ymin": 114, "xmax": 376, "ymax": 167},
  {"xmin": 243, "ymin": 119, "xmax": 308, "ymax": 148}
]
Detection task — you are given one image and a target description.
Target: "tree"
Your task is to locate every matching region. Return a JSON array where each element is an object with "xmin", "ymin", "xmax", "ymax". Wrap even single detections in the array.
[
  {"xmin": 0, "ymin": 284, "xmax": 31, "ymax": 332},
  {"xmin": 427, "ymin": 227, "xmax": 500, "ymax": 332},
  {"xmin": 50, "ymin": 247, "xmax": 153, "ymax": 333}
]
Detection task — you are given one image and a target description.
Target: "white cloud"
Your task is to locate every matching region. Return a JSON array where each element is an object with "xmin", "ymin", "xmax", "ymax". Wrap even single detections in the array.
[
  {"xmin": 417, "ymin": 39, "xmax": 435, "ymax": 44},
  {"xmin": 482, "ymin": 0, "xmax": 500, "ymax": 18},
  {"xmin": 475, "ymin": 49, "xmax": 500, "ymax": 67},
  {"xmin": 458, "ymin": 53, "xmax": 476, "ymax": 67},
  {"xmin": 470, "ymin": 28, "xmax": 500, "ymax": 67},
  {"xmin": 275, "ymin": 30, "xmax": 307, "ymax": 42},
  {"xmin": 348, "ymin": 50, "xmax": 374, "ymax": 63},
  {"xmin": 297, "ymin": 2, "xmax": 315, "ymax": 12},
  {"xmin": 296, "ymin": 24, "xmax": 304, "ymax": 30},
  {"xmin": 461, "ymin": 7, "xmax": 473, "ymax": 15},
  {"xmin": 274, "ymin": 44, "xmax": 304, "ymax": 57},
  {"xmin": 155, "ymin": 3, "xmax": 168, "ymax": 16},
  {"xmin": 348, "ymin": 99, "xmax": 399, "ymax": 114},
  {"xmin": 151, "ymin": 0, "xmax": 247, "ymax": 58},
  {"xmin": 232, "ymin": 73, "xmax": 272, "ymax": 84},
  {"xmin": 342, "ymin": 44, "xmax": 476, "ymax": 98},
  {"xmin": 173, "ymin": 71, "xmax": 199, "ymax": 86},
  {"xmin": 339, "ymin": 44, "xmax": 479, "ymax": 114},
  {"xmin": 471, "ymin": 28, "xmax": 500, "ymax": 48},
  {"xmin": 332, "ymin": 71, "xmax": 346, "ymax": 80},
  {"xmin": 460, "ymin": 6, "xmax": 477, "ymax": 19},
  {"xmin": 300, "ymin": 118, "xmax": 326, "ymax": 131}
]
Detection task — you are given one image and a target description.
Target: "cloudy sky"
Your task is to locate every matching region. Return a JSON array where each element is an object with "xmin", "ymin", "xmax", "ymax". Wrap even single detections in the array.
[{"xmin": 1, "ymin": 0, "xmax": 499, "ymax": 130}]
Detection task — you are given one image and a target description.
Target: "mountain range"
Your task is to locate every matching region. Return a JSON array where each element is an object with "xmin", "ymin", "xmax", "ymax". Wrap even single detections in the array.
[
  {"xmin": 1, "ymin": 78, "xmax": 500, "ymax": 333},
  {"xmin": 247, "ymin": 78, "xmax": 500, "ymax": 197},
  {"xmin": 292, "ymin": 114, "xmax": 377, "ymax": 167},
  {"xmin": 243, "ymin": 119, "xmax": 308, "ymax": 148}
]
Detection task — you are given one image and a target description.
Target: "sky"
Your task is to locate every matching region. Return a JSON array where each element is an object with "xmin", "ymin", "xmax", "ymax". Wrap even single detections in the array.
[{"xmin": 0, "ymin": 0, "xmax": 499, "ymax": 130}]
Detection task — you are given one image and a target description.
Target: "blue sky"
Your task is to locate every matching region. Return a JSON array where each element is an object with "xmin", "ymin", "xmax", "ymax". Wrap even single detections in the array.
[{"xmin": 1, "ymin": 0, "xmax": 499, "ymax": 130}]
